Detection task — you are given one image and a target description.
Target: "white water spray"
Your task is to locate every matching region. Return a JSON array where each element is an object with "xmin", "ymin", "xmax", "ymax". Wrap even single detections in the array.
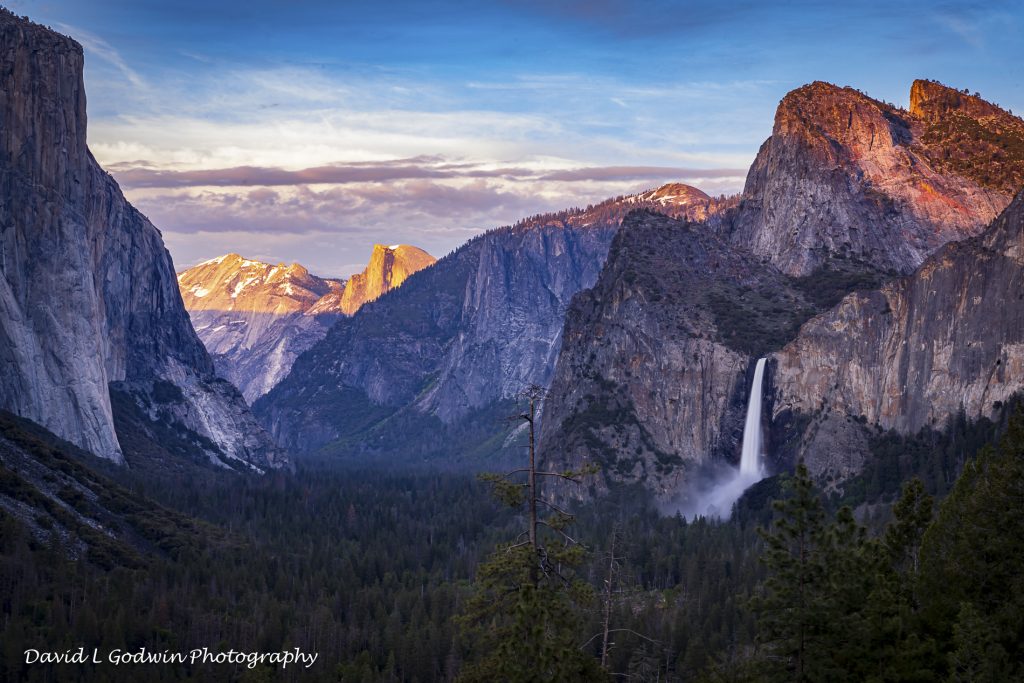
[{"xmin": 685, "ymin": 358, "xmax": 768, "ymax": 520}]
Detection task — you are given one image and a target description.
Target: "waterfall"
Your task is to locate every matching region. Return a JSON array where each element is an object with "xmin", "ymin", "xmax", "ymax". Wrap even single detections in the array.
[
  {"xmin": 683, "ymin": 357, "xmax": 768, "ymax": 520},
  {"xmin": 739, "ymin": 357, "xmax": 766, "ymax": 478}
]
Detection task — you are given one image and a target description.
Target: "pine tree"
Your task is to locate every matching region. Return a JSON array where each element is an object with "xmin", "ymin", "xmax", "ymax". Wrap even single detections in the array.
[
  {"xmin": 883, "ymin": 478, "xmax": 933, "ymax": 577},
  {"xmin": 856, "ymin": 478, "xmax": 938, "ymax": 680},
  {"xmin": 751, "ymin": 462, "xmax": 830, "ymax": 681},
  {"xmin": 752, "ymin": 464, "xmax": 891, "ymax": 682},
  {"xmin": 919, "ymin": 409, "xmax": 1024, "ymax": 679},
  {"xmin": 456, "ymin": 386, "xmax": 606, "ymax": 682},
  {"xmin": 947, "ymin": 602, "xmax": 1008, "ymax": 683}
]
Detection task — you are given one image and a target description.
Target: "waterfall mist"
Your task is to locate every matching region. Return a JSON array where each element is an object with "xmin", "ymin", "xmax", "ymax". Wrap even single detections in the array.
[{"xmin": 675, "ymin": 358, "xmax": 767, "ymax": 520}]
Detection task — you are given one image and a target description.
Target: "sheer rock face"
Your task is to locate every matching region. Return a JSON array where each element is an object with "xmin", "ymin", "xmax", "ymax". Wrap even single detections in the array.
[
  {"xmin": 730, "ymin": 80, "xmax": 1018, "ymax": 276},
  {"xmin": 539, "ymin": 210, "xmax": 826, "ymax": 496},
  {"xmin": 0, "ymin": 12, "xmax": 282, "ymax": 469},
  {"xmin": 539, "ymin": 212, "xmax": 751, "ymax": 496},
  {"xmin": 772, "ymin": 191, "xmax": 1024, "ymax": 479},
  {"xmin": 178, "ymin": 254, "xmax": 345, "ymax": 403},
  {"xmin": 909, "ymin": 80, "xmax": 1008, "ymax": 126},
  {"xmin": 255, "ymin": 187, "xmax": 724, "ymax": 455},
  {"xmin": 338, "ymin": 244, "xmax": 436, "ymax": 315}
]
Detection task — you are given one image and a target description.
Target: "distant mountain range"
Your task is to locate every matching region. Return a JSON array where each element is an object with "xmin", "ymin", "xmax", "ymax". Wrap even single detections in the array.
[
  {"xmin": 177, "ymin": 245, "xmax": 434, "ymax": 402},
  {"xmin": 252, "ymin": 188, "xmax": 728, "ymax": 459}
]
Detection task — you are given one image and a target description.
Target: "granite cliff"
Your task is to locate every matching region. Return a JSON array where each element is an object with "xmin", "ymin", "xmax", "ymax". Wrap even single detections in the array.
[
  {"xmin": 254, "ymin": 187, "xmax": 726, "ymax": 457},
  {"xmin": 771, "ymin": 189, "xmax": 1024, "ymax": 481},
  {"xmin": 539, "ymin": 210, "xmax": 819, "ymax": 496},
  {"xmin": 0, "ymin": 12, "xmax": 282, "ymax": 469},
  {"xmin": 541, "ymin": 80, "xmax": 1024, "ymax": 497},
  {"xmin": 338, "ymin": 244, "xmax": 435, "ymax": 315},
  {"xmin": 730, "ymin": 80, "xmax": 1020, "ymax": 276}
]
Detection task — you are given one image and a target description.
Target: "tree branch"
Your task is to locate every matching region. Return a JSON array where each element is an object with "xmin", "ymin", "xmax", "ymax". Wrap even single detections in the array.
[
  {"xmin": 580, "ymin": 629, "xmax": 661, "ymax": 650},
  {"xmin": 536, "ymin": 496, "xmax": 574, "ymax": 517},
  {"xmin": 534, "ymin": 471, "xmax": 585, "ymax": 483},
  {"xmin": 538, "ymin": 520, "xmax": 579, "ymax": 546},
  {"xmin": 501, "ymin": 468, "xmax": 531, "ymax": 478}
]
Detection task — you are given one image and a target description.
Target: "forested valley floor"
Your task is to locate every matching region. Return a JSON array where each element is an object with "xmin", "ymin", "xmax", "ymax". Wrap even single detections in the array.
[{"xmin": 1, "ymin": 403, "xmax": 1022, "ymax": 682}]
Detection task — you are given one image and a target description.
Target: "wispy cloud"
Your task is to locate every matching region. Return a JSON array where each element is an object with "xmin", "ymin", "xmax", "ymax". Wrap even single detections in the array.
[
  {"xmin": 14, "ymin": 0, "xmax": 1019, "ymax": 280},
  {"xmin": 108, "ymin": 157, "xmax": 745, "ymax": 189},
  {"xmin": 56, "ymin": 22, "xmax": 148, "ymax": 91}
]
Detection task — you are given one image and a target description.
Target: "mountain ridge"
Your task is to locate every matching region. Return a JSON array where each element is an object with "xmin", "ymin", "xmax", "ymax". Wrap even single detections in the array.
[
  {"xmin": 178, "ymin": 244, "xmax": 435, "ymax": 402},
  {"xmin": 729, "ymin": 79, "xmax": 1018, "ymax": 276},
  {"xmin": 254, "ymin": 184, "xmax": 728, "ymax": 457}
]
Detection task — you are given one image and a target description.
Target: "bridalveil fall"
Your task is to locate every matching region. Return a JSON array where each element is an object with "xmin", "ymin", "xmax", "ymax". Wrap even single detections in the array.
[{"xmin": 686, "ymin": 358, "xmax": 767, "ymax": 519}]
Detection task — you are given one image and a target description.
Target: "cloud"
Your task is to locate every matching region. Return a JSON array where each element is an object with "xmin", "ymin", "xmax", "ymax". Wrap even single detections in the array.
[
  {"xmin": 142, "ymin": 177, "xmax": 567, "ymax": 277},
  {"xmin": 108, "ymin": 155, "xmax": 745, "ymax": 190},
  {"xmin": 56, "ymin": 23, "xmax": 148, "ymax": 90},
  {"xmin": 110, "ymin": 158, "xmax": 535, "ymax": 188},
  {"xmin": 127, "ymin": 179, "xmax": 546, "ymax": 235}
]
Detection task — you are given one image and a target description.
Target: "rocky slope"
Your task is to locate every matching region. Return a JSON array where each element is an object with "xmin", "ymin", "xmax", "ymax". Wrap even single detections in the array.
[
  {"xmin": 541, "ymin": 79, "xmax": 1024, "ymax": 497},
  {"xmin": 254, "ymin": 187, "xmax": 726, "ymax": 457},
  {"xmin": 178, "ymin": 245, "xmax": 434, "ymax": 402},
  {"xmin": 910, "ymin": 80, "xmax": 1024, "ymax": 194},
  {"xmin": 0, "ymin": 12, "xmax": 281, "ymax": 470},
  {"xmin": 178, "ymin": 255, "xmax": 345, "ymax": 402},
  {"xmin": 730, "ymin": 80, "xmax": 1020, "ymax": 276},
  {"xmin": 0, "ymin": 410, "xmax": 215, "ymax": 564},
  {"xmin": 771, "ymin": 189, "xmax": 1024, "ymax": 481}
]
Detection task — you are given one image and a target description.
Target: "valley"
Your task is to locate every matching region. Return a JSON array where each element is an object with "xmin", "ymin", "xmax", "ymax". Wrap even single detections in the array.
[{"xmin": 1, "ymin": 4, "xmax": 1023, "ymax": 681}]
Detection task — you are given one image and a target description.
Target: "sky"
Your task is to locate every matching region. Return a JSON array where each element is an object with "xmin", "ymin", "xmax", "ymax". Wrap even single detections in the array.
[{"xmin": 11, "ymin": 0, "xmax": 1024, "ymax": 277}]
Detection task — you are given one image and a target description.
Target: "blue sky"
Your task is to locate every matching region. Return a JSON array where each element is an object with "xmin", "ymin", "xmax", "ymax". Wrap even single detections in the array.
[{"xmin": 12, "ymin": 0, "xmax": 1024, "ymax": 276}]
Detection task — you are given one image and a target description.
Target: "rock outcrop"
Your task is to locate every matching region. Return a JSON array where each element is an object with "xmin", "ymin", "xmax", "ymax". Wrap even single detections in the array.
[
  {"xmin": 730, "ymin": 80, "xmax": 1019, "ymax": 276},
  {"xmin": 0, "ymin": 12, "xmax": 282, "ymax": 469},
  {"xmin": 627, "ymin": 184, "xmax": 722, "ymax": 222},
  {"xmin": 254, "ymin": 187, "xmax": 726, "ymax": 457},
  {"xmin": 771, "ymin": 190, "xmax": 1024, "ymax": 480},
  {"xmin": 338, "ymin": 244, "xmax": 436, "ymax": 315}
]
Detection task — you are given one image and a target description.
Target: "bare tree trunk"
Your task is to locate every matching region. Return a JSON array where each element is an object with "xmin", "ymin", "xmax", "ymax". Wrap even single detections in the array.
[
  {"xmin": 600, "ymin": 530, "xmax": 617, "ymax": 668},
  {"xmin": 528, "ymin": 393, "xmax": 537, "ymax": 553}
]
